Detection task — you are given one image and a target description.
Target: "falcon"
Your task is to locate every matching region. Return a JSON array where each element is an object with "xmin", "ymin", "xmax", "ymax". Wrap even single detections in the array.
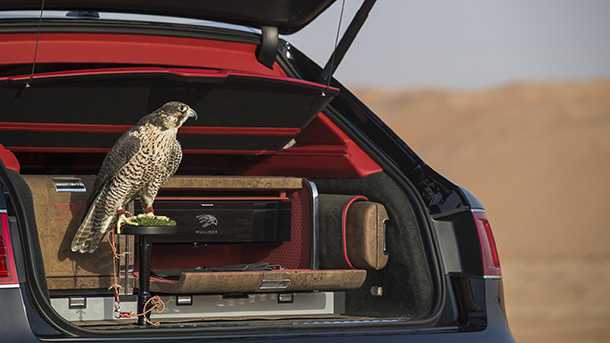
[{"xmin": 71, "ymin": 101, "xmax": 197, "ymax": 253}]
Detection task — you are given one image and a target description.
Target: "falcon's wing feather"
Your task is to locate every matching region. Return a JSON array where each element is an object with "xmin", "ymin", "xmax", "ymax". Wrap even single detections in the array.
[
  {"xmin": 166, "ymin": 140, "xmax": 183, "ymax": 178},
  {"xmin": 73, "ymin": 130, "xmax": 142, "ymax": 252},
  {"xmin": 94, "ymin": 130, "xmax": 141, "ymax": 190}
]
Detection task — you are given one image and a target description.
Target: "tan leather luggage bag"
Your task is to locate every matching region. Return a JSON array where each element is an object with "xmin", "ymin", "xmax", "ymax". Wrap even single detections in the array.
[{"xmin": 319, "ymin": 194, "xmax": 389, "ymax": 270}]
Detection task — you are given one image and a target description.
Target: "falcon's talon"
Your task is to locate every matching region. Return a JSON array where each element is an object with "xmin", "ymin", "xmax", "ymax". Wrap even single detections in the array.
[
  {"xmin": 140, "ymin": 213, "xmax": 170, "ymax": 221},
  {"xmin": 129, "ymin": 214, "xmax": 177, "ymax": 226},
  {"xmin": 124, "ymin": 216, "xmax": 138, "ymax": 226},
  {"xmin": 117, "ymin": 214, "xmax": 139, "ymax": 234},
  {"xmin": 116, "ymin": 214, "xmax": 127, "ymax": 233}
]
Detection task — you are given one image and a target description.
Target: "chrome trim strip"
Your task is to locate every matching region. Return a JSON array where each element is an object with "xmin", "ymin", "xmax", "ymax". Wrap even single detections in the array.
[
  {"xmin": 304, "ymin": 180, "xmax": 319, "ymax": 270},
  {"xmin": 0, "ymin": 283, "xmax": 20, "ymax": 289},
  {"xmin": 52, "ymin": 177, "xmax": 87, "ymax": 193},
  {"xmin": 470, "ymin": 208, "xmax": 486, "ymax": 213},
  {"xmin": 55, "ymin": 188, "xmax": 87, "ymax": 193},
  {"xmin": 483, "ymin": 275, "xmax": 502, "ymax": 280},
  {"xmin": 303, "ymin": 318, "xmax": 402, "ymax": 325}
]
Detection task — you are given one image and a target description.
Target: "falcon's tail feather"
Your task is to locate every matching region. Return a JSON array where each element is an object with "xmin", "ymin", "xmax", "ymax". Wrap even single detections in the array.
[{"xmin": 71, "ymin": 190, "xmax": 110, "ymax": 253}]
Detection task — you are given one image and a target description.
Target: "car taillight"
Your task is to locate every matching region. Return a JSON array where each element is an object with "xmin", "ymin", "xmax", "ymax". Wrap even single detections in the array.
[
  {"xmin": 472, "ymin": 210, "xmax": 501, "ymax": 278},
  {"xmin": 0, "ymin": 212, "xmax": 18, "ymax": 285}
]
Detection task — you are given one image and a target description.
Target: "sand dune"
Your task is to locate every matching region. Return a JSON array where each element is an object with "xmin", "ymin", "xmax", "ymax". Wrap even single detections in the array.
[{"xmin": 355, "ymin": 79, "xmax": 610, "ymax": 343}]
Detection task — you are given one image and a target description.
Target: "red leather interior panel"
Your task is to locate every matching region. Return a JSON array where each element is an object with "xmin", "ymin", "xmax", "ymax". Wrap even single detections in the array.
[
  {"xmin": 7, "ymin": 113, "xmax": 383, "ymax": 176},
  {"xmin": 0, "ymin": 33, "xmax": 381, "ymax": 177},
  {"xmin": 0, "ymin": 33, "xmax": 286, "ymax": 76},
  {"xmin": 245, "ymin": 114, "xmax": 383, "ymax": 177}
]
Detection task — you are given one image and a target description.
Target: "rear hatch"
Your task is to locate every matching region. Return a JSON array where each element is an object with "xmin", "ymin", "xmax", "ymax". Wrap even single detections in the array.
[
  {"xmin": 0, "ymin": 0, "xmax": 335, "ymax": 34},
  {"xmin": 0, "ymin": 1, "xmax": 449, "ymax": 337}
]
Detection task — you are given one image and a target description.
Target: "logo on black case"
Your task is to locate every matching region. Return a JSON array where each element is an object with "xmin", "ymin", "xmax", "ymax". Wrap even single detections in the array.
[{"xmin": 195, "ymin": 214, "xmax": 219, "ymax": 234}]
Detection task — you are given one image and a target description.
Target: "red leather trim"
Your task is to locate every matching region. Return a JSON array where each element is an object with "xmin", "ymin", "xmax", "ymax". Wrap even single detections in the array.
[
  {"xmin": 7, "ymin": 146, "xmax": 274, "ymax": 155},
  {"xmin": 0, "ymin": 66, "xmax": 338, "ymax": 92},
  {"xmin": 182, "ymin": 149, "xmax": 273, "ymax": 155},
  {"xmin": 0, "ymin": 67, "xmax": 227, "ymax": 81},
  {"xmin": 6, "ymin": 147, "xmax": 110, "ymax": 154},
  {"xmin": 341, "ymin": 195, "xmax": 369, "ymax": 269},
  {"xmin": 183, "ymin": 127, "xmax": 299, "ymax": 136},
  {"xmin": 0, "ymin": 122, "xmax": 300, "ymax": 137},
  {"xmin": 0, "ymin": 145, "xmax": 20, "ymax": 173},
  {"xmin": 156, "ymin": 196, "xmax": 288, "ymax": 201},
  {"xmin": 229, "ymin": 71, "xmax": 339, "ymax": 92},
  {"xmin": 0, "ymin": 33, "xmax": 286, "ymax": 76}
]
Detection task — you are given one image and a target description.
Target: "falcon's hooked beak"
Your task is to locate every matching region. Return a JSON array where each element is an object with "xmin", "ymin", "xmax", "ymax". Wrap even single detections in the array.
[{"xmin": 186, "ymin": 107, "xmax": 198, "ymax": 120}]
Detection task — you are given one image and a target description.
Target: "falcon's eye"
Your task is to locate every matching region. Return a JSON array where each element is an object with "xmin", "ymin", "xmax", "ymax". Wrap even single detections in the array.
[{"xmin": 179, "ymin": 105, "xmax": 188, "ymax": 113}]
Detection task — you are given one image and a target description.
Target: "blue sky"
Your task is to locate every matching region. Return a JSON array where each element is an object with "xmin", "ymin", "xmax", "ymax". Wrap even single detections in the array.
[{"xmin": 288, "ymin": 0, "xmax": 610, "ymax": 89}]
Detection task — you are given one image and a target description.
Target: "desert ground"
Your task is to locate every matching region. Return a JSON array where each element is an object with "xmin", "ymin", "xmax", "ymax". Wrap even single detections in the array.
[{"xmin": 355, "ymin": 79, "xmax": 610, "ymax": 343}]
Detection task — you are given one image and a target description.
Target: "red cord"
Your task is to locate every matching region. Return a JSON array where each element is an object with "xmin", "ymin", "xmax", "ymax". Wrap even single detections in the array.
[{"xmin": 341, "ymin": 195, "xmax": 368, "ymax": 269}]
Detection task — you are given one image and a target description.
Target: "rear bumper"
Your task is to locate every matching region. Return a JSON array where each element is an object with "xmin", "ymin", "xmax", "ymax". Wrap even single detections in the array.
[
  {"xmin": 1, "ymin": 279, "xmax": 514, "ymax": 342},
  {"xmin": 0, "ymin": 286, "xmax": 40, "ymax": 342}
]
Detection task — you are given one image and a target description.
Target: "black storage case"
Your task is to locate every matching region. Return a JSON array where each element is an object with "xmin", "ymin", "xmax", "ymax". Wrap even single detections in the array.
[{"xmin": 142, "ymin": 200, "xmax": 291, "ymax": 243}]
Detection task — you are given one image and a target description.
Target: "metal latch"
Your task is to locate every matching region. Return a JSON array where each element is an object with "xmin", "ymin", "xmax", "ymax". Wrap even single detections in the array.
[
  {"xmin": 68, "ymin": 296, "xmax": 87, "ymax": 309},
  {"xmin": 53, "ymin": 177, "xmax": 87, "ymax": 193},
  {"xmin": 277, "ymin": 293, "xmax": 294, "ymax": 304},
  {"xmin": 176, "ymin": 295, "xmax": 193, "ymax": 306}
]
